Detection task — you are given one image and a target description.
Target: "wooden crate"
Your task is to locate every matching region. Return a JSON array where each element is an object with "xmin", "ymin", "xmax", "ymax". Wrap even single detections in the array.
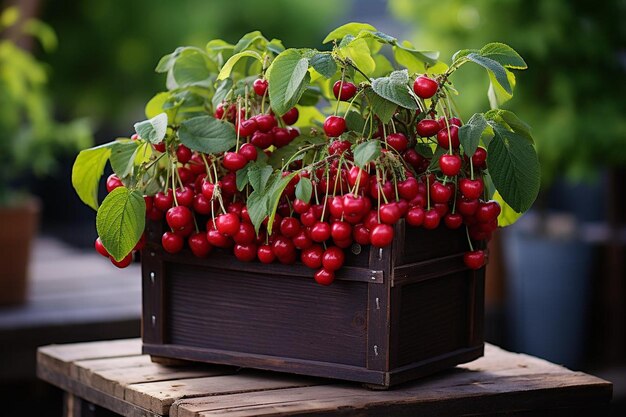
[{"xmin": 141, "ymin": 220, "xmax": 485, "ymax": 388}]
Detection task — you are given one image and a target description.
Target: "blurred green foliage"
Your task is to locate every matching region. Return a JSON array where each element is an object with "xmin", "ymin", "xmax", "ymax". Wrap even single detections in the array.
[
  {"xmin": 0, "ymin": 7, "xmax": 92, "ymax": 205},
  {"xmin": 40, "ymin": 0, "xmax": 347, "ymax": 132},
  {"xmin": 389, "ymin": 0, "xmax": 626, "ymax": 186}
]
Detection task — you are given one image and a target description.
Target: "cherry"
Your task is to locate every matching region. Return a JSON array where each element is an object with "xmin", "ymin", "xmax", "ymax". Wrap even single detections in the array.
[
  {"xmin": 272, "ymin": 236, "xmax": 296, "ymax": 259},
  {"xmin": 188, "ymin": 232, "xmax": 212, "ymax": 257},
  {"xmin": 272, "ymin": 127, "xmax": 292, "ymax": 147},
  {"xmin": 106, "ymin": 174, "xmax": 123, "ymax": 193},
  {"xmin": 330, "ymin": 221, "xmax": 352, "ymax": 241},
  {"xmin": 228, "ymin": 201, "xmax": 245, "ymax": 217},
  {"xmin": 234, "ymin": 243, "xmax": 257, "ymax": 262},
  {"xmin": 111, "ymin": 254, "xmax": 133, "ymax": 268},
  {"xmin": 416, "ymin": 119, "xmax": 440, "ymax": 137},
  {"xmin": 233, "ymin": 222, "xmax": 256, "ymax": 245},
  {"xmin": 322, "ymin": 246, "xmax": 345, "ymax": 271},
  {"xmin": 188, "ymin": 154, "xmax": 206, "ymax": 175},
  {"xmin": 166, "ymin": 206, "xmax": 193, "ymax": 231},
  {"xmin": 398, "ymin": 177, "xmax": 419, "ymax": 200},
  {"xmin": 176, "ymin": 145, "xmax": 192, "ymax": 164},
  {"xmin": 177, "ymin": 167, "xmax": 194, "ymax": 185},
  {"xmin": 175, "ymin": 186, "xmax": 194, "ymax": 207},
  {"xmin": 216, "ymin": 213, "xmax": 240, "ymax": 236},
  {"xmin": 253, "ymin": 78, "xmax": 268, "ymax": 96},
  {"xmin": 214, "ymin": 103, "xmax": 226, "ymax": 119},
  {"xmin": 95, "ymin": 237, "xmax": 109, "ymax": 257},
  {"xmin": 292, "ymin": 230, "xmax": 313, "ymax": 250},
  {"xmin": 472, "ymin": 147, "xmax": 488, "ymax": 169},
  {"xmin": 459, "ymin": 178, "xmax": 484, "ymax": 200},
  {"xmin": 439, "ymin": 154, "xmax": 462, "ymax": 176},
  {"xmin": 458, "ymin": 197, "xmax": 479, "ymax": 216},
  {"xmin": 413, "ymin": 75, "xmax": 438, "ymax": 99},
  {"xmin": 323, "ymin": 116, "xmax": 346, "ymax": 137},
  {"xmin": 133, "ymin": 235, "xmax": 145, "ymax": 252},
  {"xmin": 343, "ymin": 194, "xmax": 366, "ymax": 217},
  {"xmin": 251, "ymin": 131, "xmax": 274, "ymax": 149},
  {"xmin": 236, "ymin": 118, "xmax": 259, "ymax": 137},
  {"xmin": 464, "ymin": 250, "xmax": 485, "ymax": 270},
  {"xmin": 257, "ymin": 244, "xmax": 276, "ymax": 264},
  {"xmin": 254, "ymin": 114, "xmax": 277, "ymax": 132},
  {"xmin": 328, "ymin": 140, "xmax": 351, "ymax": 155},
  {"xmin": 370, "ymin": 224, "xmax": 394, "ymax": 247},
  {"xmin": 201, "ymin": 180, "xmax": 217, "ymax": 200},
  {"xmin": 476, "ymin": 201, "xmax": 501, "ymax": 223},
  {"xmin": 333, "ymin": 80, "xmax": 358, "ymax": 101},
  {"xmin": 386, "ymin": 133, "xmax": 408, "ymax": 152},
  {"xmin": 328, "ymin": 196, "xmax": 345, "ymax": 218},
  {"xmin": 437, "ymin": 116, "xmax": 463, "ymax": 130},
  {"xmin": 206, "ymin": 227, "xmax": 233, "ymax": 248},
  {"xmin": 293, "ymin": 199, "xmax": 311, "ymax": 215},
  {"xmin": 282, "ymin": 107, "xmax": 299, "ymax": 125},
  {"xmin": 379, "ymin": 202, "xmax": 401, "ymax": 225},
  {"xmin": 280, "ymin": 217, "xmax": 301, "ymax": 238},
  {"xmin": 310, "ymin": 221, "xmax": 332, "ymax": 242},
  {"xmin": 436, "ymin": 125, "xmax": 460, "ymax": 149},
  {"xmin": 353, "ymin": 224, "xmax": 370, "ymax": 245},
  {"xmin": 153, "ymin": 142, "xmax": 166, "ymax": 153},
  {"xmin": 347, "ymin": 166, "xmax": 370, "ymax": 190},
  {"xmin": 444, "ymin": 213, "xmax": 463, "ymax": 229},
  {"xmin": 221, "ymin": 173, "xmax": 238, "ymax": 194},
  {"xmin": 434, "ymin": 202, "xmax": 449, "ymax": 217},
  {"xmin": 162, "ymin": 232, "xmax": 184, "ymax": 254},
  {"xmin": 301, "ymin": 245, "xmax": 324, "ymax": 269},
  {"xmin": 403, "ymin": 149, "xmax": 423, "ymax": 169},
  {"xmin": 314, "ymin": 268, "xmax": 335, "ymax": 286},
  {"xmin": 422, "ymin": 209, "xmax": 441, "ymax": 230},
  {"xmin": 238, "ymin": 143, "xmax": 258, "ymax": 161},
  {"xmin": 406, "ymin": 206, "xmax": 425, "ymax": 227},
  {"xmin": 430, "ymin": 181, "xmax": 452, "ymax": 203},
  {"xmin": 223, "ymin": 152, "xmax": 248, "ymax": 172}
]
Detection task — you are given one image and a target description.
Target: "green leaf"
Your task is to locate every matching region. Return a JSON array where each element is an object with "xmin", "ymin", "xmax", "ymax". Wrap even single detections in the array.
[
  {"xmin": 212, "ymin": 78, "xmax": 233, "ymax": 109},
  {"xmin": 459, "ymin": 113, "xmax": 488, "ymax": 158},
  {"xmin": 487, "ymin": 69, "xmax": 516, "ymax": 108},
  {"xmin": 248, "ymin": 163, "xmax": 273, "ymax": 192},
  {"xmin": 145, "ymin": 92, "xmax": 171, "ymax": 119},
  {"xmin": 366, "ymin": 89, "xmax": 397, "ymax": 123},
  {"xmin": 110, "ymin": 141, "xmax": 139, "ymax": 178},
  {"xmin": 267, "ymin": 134, "xmax": 324, "ymax": 169},
  {"xmin": 267, "ymin": 49, "xmax": 311, "ymax": 116},
  {"xmin": 233, "ymin": 31, "xmax": 267, "ymax": 54},
  {"xmin": 266, "ymin": 172, "xmax": 298, "ymax": 234},
  {"xmin": 134, "ymin": 113, "xmax": 168, "ymax": 144},
  {"xmin": 479, "ymin": 43, "xmax": 527, "ymax": 69},
  {"xmin": 340, "ymin": 38, "xmax": 375, "ymax": 75},
  {"xmin": 172, "ymin": 50, "xmax": 215, "ymax": 87},
  {"xmin": 493, "ymin": 190, "xmax": 523, "ymax": 227},
  {"xmin": 266, "ymin": 39, "xmax": 285, "ymax": 55},
  {"xmin": 96, "ymin": 187, "xmax": 146, "ymax": 262},
  {"xmin": 394, "ymin": 42, "xmax": 439, "ymax": 66},
  {"xmin": 217, "ymin": 50, "xmax": 263, "ymax": 80},
  {"xmin": 487, "ymin": 128, "xmax": 540, "ymax": 212},
  {"xmin": 371, "ymin": 69, "xmax": 418, "ymax": 110},
  {"xmin": 309, "ymin": 53, "xmax": 337, "ymax": 78},
  {"xmin": 357, "ymin": 30, "xmax": 397, "ymax": 45},
  {"xmin": 466, "ymin": 53, "xmax": 512, "ymax": 94},
  {"xmin": 178, "ymin": 116, "xmax": 237, "ymax": 154},
  {"xmin": 353, "ymin": 140, "xmax": 381, "ymax": 168},
  {"xmin": 246, "ymin": 190, "xmax": 268, "ymax": 234},
  {"xmin": 72, "ymin": 143, "xmax": 113, "ymax": 210},
  {"xmin": 155, "ymin": 47, "xmax": 186, "ymax": 73},
  {"xmin": 323, "ymin": 22, "xmax": 377, "ymax": 44},
  {"xmin": 236, "ymin": 165, "xmax": 250, "ymax": 191},
  {"xmin": 485, "ymin": 109, "xmax": 533, "ymax": 143},
  {"xmin": 345, "ymin": 109, "xmax": 366, "ymax": 132},
  {"xmin": 295, "ymin": 177, "xmax": 313, "ymax": 203}
]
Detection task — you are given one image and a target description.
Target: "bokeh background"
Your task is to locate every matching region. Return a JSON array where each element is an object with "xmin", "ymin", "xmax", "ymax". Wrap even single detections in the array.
[{"xmin": 1, "ymin": 0, "xmax": 624, "ymax": 415}]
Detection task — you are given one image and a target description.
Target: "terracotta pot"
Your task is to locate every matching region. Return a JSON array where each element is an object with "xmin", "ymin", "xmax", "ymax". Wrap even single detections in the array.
[{"xmin": 0, "ymin": 199, "xmax": 40, "ymax": 305}]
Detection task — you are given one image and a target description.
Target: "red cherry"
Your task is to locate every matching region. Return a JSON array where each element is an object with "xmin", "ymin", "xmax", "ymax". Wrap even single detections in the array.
[
  {"xmin": 236, "ymin": 118, "xmax": 259, "ymax": 137},
  {"xmin": 406, "ymin": 207, "xmax": 425, "ymax": 227},
  {"xmin": 458, "ymin": 197, "xmax": 479, "ymax": 216},
  {"xmin": 439, "ymin": 154, "xmax": 462, "ymax": 176},
  {"xmin": 175, "ymin": 186, "xmax": 194, "ymax": 207},
  {"xmin": 221, "ymin": 172, "xmax": 238, "ymax": 194},
  {"xmin": 216, "ymin": 213, "xmax": 240, "ymax": 236},
  {"xmin": 301, "ymin": 245, "xmax": 324, "ymax": 269},
  {"xmin": 292, "ymin": 230, "xmax": 313, "ymax": 250},
  {"xmin": 398, "ymin": 177, "xmax": 419, "ymax": 200},
  {"xmin": 272, "ymin": 127, "xmax": 293, "ymax": 147},
  {"xmin": 111, "ymin": 253, "xmax": 133, "ymax": 268},
  {"xmin": 416, "ymin": 119, "xmax": 440, "ymax": 137},
  {"xmin": 95, "ymin": 237, "xmax": 109, "ymax": 257},
  {"xmin": 464, "ymin": 250, "xmax": 485, "ymax": 270},
  {"xmin": 422, "ymin": 209, "xmax": 441, "ymax": 230},
  {"xmin": 282, "ymin": 107, "xmax": 299, "ymax": 125},
  {"xmin": 347, "ymin": 166, "xmax": 370, "ymax": 190},
  {"xmin": 331, "ymin": 221, "xmax": 352, "ymax": 241},
  {"xmin": 223, "ymin": 152, "xmax": 248, "ymax": 172},
  {"xmin": 370, "ymin": 224, "xmax": 394, "ymax": 247},
  {"xmin": 206, "ymin": 226, "xmax": 233, "ymax": 248},
  {"xmin": 430, "ymin": 181, "xmax": 452, "ymax": 203},
  {"xmin": 343, "ymin": 194, "xmax": 366, "ymax": 217},
  {"xmin": 472, "ymin": 147, "xmax": 488, "ymax": 169},
  {"xmin": 314, "ymin": 268, "xmax": 335, "ymax": 286},
  {"xmin": 233, "ymin": 222, "xmax": 256, "ymax": 245},
  {"xmin": 444, "ymin": 213, "xmax": 463, "ymax": 229},
  {"xmin": 323, "ymin": 116, "xmax": 346, "ymax": 137},
  {"xmin": 166, "ymin": 206, "xmax": 192, "ymax": 231},
  {"xmin": 188, "ymin": 232, "xmax": 212, "ymax": 257},
  {"xmin": 238, "ymin": 143, "xmax": 258, "ymax": 161},
  {"xmin": 162, "ymin": 232, "xmax": 184, "ymax": 254},
  {"xmin": 386, "ymin": 133, "xmax": 408, "ymax": 152},
  {"xmin": 293, "ymin": 199, "xmax": 311, "ymax": 215},
  {"xmin": 413, "ymin": 75, "xmax": 438, "ymax": 99},
  {"xmin": 437, "ymin": 125, "xmax": 460, "ymax": 149},
  {"xmin": 234, "ymin": 243, "xmax": 257, "ymax": 262},
  {"xmin": 250, "ymin": 131, "xmax": 274, "ymax": 149},
  {"xmin": 153, "ymin": 142, "xmax": 166, "ymax": 153},
  {"xmin": 434, "ymin": 202, "xmax": 449, "ymax": 217},
  {"xmin": 106, "ymin": 174, "xmax": 123, "ymax": 193},
  {"xmin": 379, "ymin": 202, "xmax": 401, "ymax": 225},
  {"xmin": 459, "ymin": 178, "xmax": 484, "ymax": 200},
  {"xmin": 254, "ymin": 114, "xmax": 277, "ymax": 132},
  {"xmin": 476, "ymin": 201, "xmax": 501, "ymax": 223},
  {"xmin": 177, "ymin": 167, "xmax": 194, "ymax": 185},
  {"xmin": 332, "ymin": 80, "xmax": 358, "ymax": 101},
  {"xmin": 253, "ymin": 78, "xmax": 268, "ymax": 96},
  {"xmin": 272, "ymin": 236, "xmax": 295, "ymax": 259},
  {"xmin": 403, "ymin": 149, "xmax": 423, "ymax": 169},
  {"xmin": 353, "ymin": 224, "xmax": 370, "ymax": 245},
  {"xmin": 176, "ymin": 145, "xmax": 192, "ymax": 164},
  {"xmin": 280, "ymin": 217, "xmax": 301, "ymax": 238},
  {"xmin": 257, "ymin": 244, "xmax": 276, "ymax": 264},
  {"xmin": 322, "ymin": 246, "xmax": 345, "ymax": 271},
  {"xmin": 328, "ymin": 140, "xmax": 352, "ymax": 155},
  {"xmin": 310, "ymin": 221, "xmax": 332, "ymax": 242}
]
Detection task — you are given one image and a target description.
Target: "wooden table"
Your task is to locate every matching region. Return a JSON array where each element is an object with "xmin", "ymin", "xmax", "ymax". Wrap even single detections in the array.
[{"xmin": 37, "ymin": 339, "xmax": 612, "ymax": 416}]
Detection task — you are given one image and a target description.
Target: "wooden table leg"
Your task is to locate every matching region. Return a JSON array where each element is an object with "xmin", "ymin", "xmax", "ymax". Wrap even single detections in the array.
[{"xmin": 64, "ymin": 392, "xmax": 120, "ymax": 417}]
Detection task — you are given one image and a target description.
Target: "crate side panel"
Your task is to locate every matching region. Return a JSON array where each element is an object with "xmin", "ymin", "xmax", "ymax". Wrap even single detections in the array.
[
  {"xmin": 164, "ymin": 263, "xmax": 368, "ymax": 367},
  {"xmin": 398, "ymin": 226, "xmax": 467, "ymax": 265},
  {"xmin": 393, "ymin": 271, "xmax": 469, "ymax": 367}
]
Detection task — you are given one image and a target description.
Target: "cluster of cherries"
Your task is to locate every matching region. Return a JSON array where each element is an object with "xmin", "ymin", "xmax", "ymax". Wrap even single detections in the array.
[{"xmin": 96, "ymin": 74, "xmax": 497, "ymax": 283}]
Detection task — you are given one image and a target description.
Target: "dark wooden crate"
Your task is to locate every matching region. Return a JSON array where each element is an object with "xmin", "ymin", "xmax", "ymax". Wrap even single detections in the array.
[{"xmin": 141, "ymin": 220, "xmax": 485, "ymax": 388}]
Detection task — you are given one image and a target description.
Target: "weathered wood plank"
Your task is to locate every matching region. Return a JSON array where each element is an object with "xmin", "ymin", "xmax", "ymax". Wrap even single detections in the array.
[{"xmin": 125, "ymin": 371, "xmax": 323, "ymax": 415}]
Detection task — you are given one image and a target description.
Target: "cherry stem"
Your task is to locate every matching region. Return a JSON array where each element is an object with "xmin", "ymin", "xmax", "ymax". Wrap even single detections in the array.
[
  {"xmin": 171, "ymin": 164, "xmax": 179, "ymax": 206},
  {"xmin": 426, "ymin": 173, "xmax": 431, "ymax": 210},
  {"xmin": 334, "ymin": 69, "xmax": 345, "ymax": 116},
  {"xmin": 465, "ymin": 225, "xmax": 475, "ymax": 252},
  {"xmin": 342, "ymin": 88, "xmax": 364, "ymax": 119},
  {"xmin": 452, "ymin": 176, "xmax": 458, "ymax": 214}
]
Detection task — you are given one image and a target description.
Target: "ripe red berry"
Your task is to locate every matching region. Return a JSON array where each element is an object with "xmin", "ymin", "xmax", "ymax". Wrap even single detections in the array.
[
  {"xmin": 282, "ymin": 107, "xmax": 299, "ymax": 125},
  {"xmin": 310, "ymin": 221, "xmax": 332, "ymax": 242},
  {"xmin": 314, "ymin": 268, "xmax": 335, "ymax": 286},
  {"xmin": 257, "ymin": 244, "xmax": 276, "ymax": 264},
  {"xmin": 301, "ymin": 245, "xmax": 324, "ymax": 269},
  {"xmin": 106, "ymin": 174, "xmax": 123, "ymax": 193},
  {"xmin": 272, "ymin": 236, "xmax": 296, "ymax": 259},
  {"xmin": 430, "ymin": 181, "xmax": 452, "ymax": 203},
  {"xmin": 406, "ymin": 207, "xmax": 425, "ymax": 227},
  {"xmin": 459, "ymin": 178, "xmax": 484, "ymax": 200},
  {"xmin": 175, "ymin": 186, "xmax": 194, "ymax": 207},
  {"xmin": 223, "ymin": 152, "xmax": 248, "ymax": 172},
  {"xmin": 422, "ymin": 209, "xmax": 441, "ymax": 230},
  {"xmin": 458, "ymin": 197, "xmax": 479, "ymax": 216},
  {"xmin": 439, "ymin": 154, "xmax": 462, "ymax": 176},
  {"xmin": 444, "ymin": 213, "xmax": 463, "ymax": 229},
  {"xmin": 476, "ymin": 201, "xmax": 501, "ymax": 223},
  {"xmin": 403, "ymin": 149, "xmax": 423, "ymax": 169},
  {"xmin": 379, "ymin": 202, "xmax": 401, "ymax": 225},
  {"xmin": 166, "ymin": 206, "xmax": 193, "ymax": 231},
  {"xmin": 95, "ymin": 237, "xmax": 109, "ymax": 257},
  {"xmin": 253, "ymin": 78, "xmax": 268, "ymax": 96},
  {"xmin": 332, "ymin": 80, "xmax": 358, "ymax": 101},
  {"xmin": 233, "ymin": 222, "xmax": 256, "ymax": 245},
  {"xmin": 188, "ymin": 232, "xmax": 212, "ymax": 257},
  {"xmin": 236, "ymin": 118, "xmax": 259, "ymax": 137},
  {"xmin": 111, "ymin": 253, "xmax": 133, "ymax": 268},
  {"xmin": 176, "ymin": 145, "xmax": 192, "ymax": 164},
  {"xmin": 370, "ymin": 224, "xmax": 394, "ymax": 247},
  {"xmin": 413, "ymin": 75, "xmax": 438, "ymax": 99},
  {"xmin": 162, "ymin": 232, "xmax": 184, "ymax": 254},
  {"xmin": 472, "ymin": 147, "xmax": 488, "ymax": 168},
  {"xmin": 331, "ymin": 221, "xmax": 352, "ymax": 241},
  {"xmin": 280, "ymin": 217, "xmax": 301, "ymax": 238},
  {"xmin": 216, "ymin": 213, "xmax": 240, "ymax": 236},
  {"xmin": 464, "ymin": 250, "xmax": 485, "ymax": 270},
  {"xmin": 437, "ymin": 125, "xmax": 460, "ymax": 149},
  {"xmin": 322, "ymin": 246, "xmax": 345, "ymax": 271},
  {"xmin": 254, "ymin": 114, "xmax": 277, "ymax": 132},
  {"xmin": 238, "ymin": 143, "xmax": 258, "ymax": 161},
  {"xmin": 416, "ymin": 119, "xmax": 440, "ymax": 137},
  {"xmin": 398, "ymin": 177, "xmax": 419, "ymax": 200},
  {"xmin": 234, "ymin": 243, "xmax": 257, "ymax": 262},
  {"xmin": 386, "ymin": 133, "xmax": 408, "ymax": 152},
  {"xmin": 251, "ymin": 131, "xmax": 274, "ymax": 149},
  {"xmin": 323, "ymin": 116, "xmax": 346, "ymax": 137}
]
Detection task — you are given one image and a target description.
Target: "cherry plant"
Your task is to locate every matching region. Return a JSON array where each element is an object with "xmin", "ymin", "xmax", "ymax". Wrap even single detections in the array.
[{"xmin": 73, "ymin": 22, "xmax": 539, "ymax": 282}]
